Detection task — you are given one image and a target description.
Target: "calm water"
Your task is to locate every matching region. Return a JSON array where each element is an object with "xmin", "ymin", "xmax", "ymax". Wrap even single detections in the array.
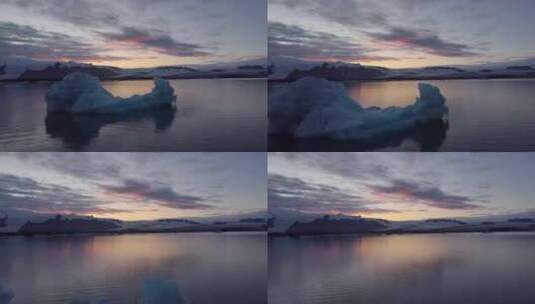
[
  {"xmin": 0, "ymin": 79, "xmax": 266, "ymax": 151},
  {"xmin": 269, "ymin": 233, "xmax": 535, "ymax": 304},
  {"xmin": 0, "ymin": 232, "xmax": 266, "ymax": 304},
  {"xmin": 270, "ymin": 79, "xmax": 535, "ymax": 151}
]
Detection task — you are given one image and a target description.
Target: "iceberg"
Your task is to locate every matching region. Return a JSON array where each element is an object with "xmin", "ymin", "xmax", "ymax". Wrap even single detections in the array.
[
  {"xmin": 269, "ymin": 77, "xmax": 448, "ymax": 140},
  {"xmin": 46, "ymin": 73, "xmax": 176, "ymax": 114}
]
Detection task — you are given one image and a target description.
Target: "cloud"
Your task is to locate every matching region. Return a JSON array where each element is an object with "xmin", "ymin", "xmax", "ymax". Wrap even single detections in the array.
[
  {"xmin": 0, "ymin": 174, "xmax": 124, "ymax": 217},
  {"xmin": 102, "ymin": 179, "xmax": 213, "ymax": 210},
  {"xmin": 368, "ymin": 179, "xmax": 480, "ymax": 210},
  {"xmin": 270, "ymin": 0, "xmax": 387, "ymax": 28},
  {"xmin": 9, "ymin": 153, "xmax": 234, "ymax": 184},
  {"xmin": 0, "ymin": 21, "xmax": 128, "ymax": 62},
  {"xmin": 273, "ymin": 152, "xmax": 391, "ymax": 179},
  {"xmin": 99, "ymin": 26, "xmax": 211, "ymax": 57},
  {"xmin": 269, "ymin": 0, "xmax": 489, "ymax": 61},
  {"xmin": 2, "ymin": 0, "xmax": 119, "ymax": 27},
  {"xmin": 0, "ymin": 0, "xmax": 265, "ymax": 65},
  {"xmin": 11, "ymin": 153, "xmax": 122, "ymax": 180},
  {"xmin": 367, "ymin": 26, "xmax": 479, "ymax": 57},
  {"xmin": 269, "ymin": 22, "xmax": 391, "ymax": 62},
  {"xmin": 269, "ymin": 174, "xmax": 391, "ymax": 214}
]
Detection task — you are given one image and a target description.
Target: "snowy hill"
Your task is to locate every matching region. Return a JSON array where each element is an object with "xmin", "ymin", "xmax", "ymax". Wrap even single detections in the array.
[
  {"xmin": 268, "ymin": 59, "xmax": 535, "ymax": 81},
  {"xmin": 269, "ymin": 211, "xmax": 535, "ymax": 236},
  {"xmin": 0, "ymin": 59, "xmax": 267, "ymax": 81},
  {"xmin": 286, "ymin": 215, "xmax": 388, "ymax": 236},
  {"xmin": 18, "ymin": 214, "xmax": 121, "ymax": 235},
  {"xmin": 0, "ymin": 213, "xmax": 267, "ymax": 236}
]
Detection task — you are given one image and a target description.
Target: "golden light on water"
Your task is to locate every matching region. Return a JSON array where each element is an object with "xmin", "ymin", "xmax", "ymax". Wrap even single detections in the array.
[{"xmin": 358, "ymin": 234, "xmax": 453, "ymax": 270}]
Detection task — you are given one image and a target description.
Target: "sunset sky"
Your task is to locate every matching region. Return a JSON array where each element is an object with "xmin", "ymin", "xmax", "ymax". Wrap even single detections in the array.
[
  {"xmin": 0, "ymin": 0, "xmax": 266, "ymax": 68},
  {"xmin": 269, "ymin": 0, "xmax": 535, "ymax": 68},
  {"xmin": 269, "ymin": 153, "xmax": 535, "ymax": 221},
  {"xmin": 0, "ymin": 153, "xmax": 266, "ymax": 221}
]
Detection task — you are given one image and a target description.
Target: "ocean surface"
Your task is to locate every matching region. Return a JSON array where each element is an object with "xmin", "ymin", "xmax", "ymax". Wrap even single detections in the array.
[
  {"xmin": 269, "ymin": 232, "xmax": 535, "ymax": 304},
  {"xmin": 0, "ymin": 232, "xmax": 267, "ymax": 304},
  {"xmin": 269, "ymin": 79, "xmax": 535, "ymax": 151},
  {"xmin": 0, "ymin": 79, "xmax": 266, "ymax": 151}
]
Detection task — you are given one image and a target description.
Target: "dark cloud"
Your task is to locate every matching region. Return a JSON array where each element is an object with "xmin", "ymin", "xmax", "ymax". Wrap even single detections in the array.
[
  {"xmin": 12, "ymin": 153, "xmax": 122, "ymax": 180},
  {"xmin": 270, "ymin": 0, "xmax": 387, "ymax": 27},
  {"xmin": 368, "ymin": 179, "xmax": 480, "ymax": 210},
  {"xmin": 367, "ymin": 26, "xmax": 479, "ymax": 57},
  {"xmin": 269, "ymin": 174, "xmax": 391, "ymax": 214},
  {"xmin": 102, "ymin": 179, "xmax": 213, "ymax": 210},
  {"xmin": 270, "ymin": 153, "xmax": 391, "ymax": 180},
  {"xmin": 0, "ymin": 21, "xmax": 128, "ymax": 62},
  {"xmin": 269, "ymin": 22, "xmax": 391, "ymax": 62},
  {"xmin": 270, "ymin": 0, "xmax": 486, "ymax": 60},
  {"xmin": 99, "ymin": 26, "xmax": 211, "ymax": 58},
  {"xmin": 10, "ymin": 153, "xmax": 233, "ymax": 184},
  {"xmin": 0, "ymin": 174, "xmax": 124, "ymax": 217},
  {"xmin": 0, "ymin": 0, "xmax": 265, "ymax": 65},
  {"xmin": 2, "ymin": 0, "xmax": 119, "ymax": 27},
  {"xmin": 4, "ymin": 0, "xmax": 228, "ymax": 23}
]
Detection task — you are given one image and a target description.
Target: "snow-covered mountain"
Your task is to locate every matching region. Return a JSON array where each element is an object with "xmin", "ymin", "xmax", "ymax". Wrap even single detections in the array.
[
  {"xmin": 0, "ymin": 58, "xmax": 267, "ymax": 81},
  {"xmin": 269, "ymin": 210, "xmax": 535, "ymax": 236},
  {"xmin": 0, "ymin": 212, "xmax": 267, "ymax": 235},
  {"xmin": 268, "ymin": 57, "xmax": 535, "ymax": 81}
]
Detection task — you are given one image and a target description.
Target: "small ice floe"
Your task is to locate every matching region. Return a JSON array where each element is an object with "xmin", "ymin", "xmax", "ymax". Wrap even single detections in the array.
[
  {"xmin": 269, "ymin": 77, "xmax": 448, "ymax": 140},
  {"xmin": 142, "ymin": 279, "xmax": 189, "ymax": 304},
  {"xmin": 46, "ymin": 73, "xmax": 176, "ymax": 114},
  {"xmin": 0, "ymin": 284, "xmax": 14, "ymax": 304}
]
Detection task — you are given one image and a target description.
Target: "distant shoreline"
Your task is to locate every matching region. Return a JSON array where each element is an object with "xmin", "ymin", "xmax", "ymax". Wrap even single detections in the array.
[
  {"xmin": 0, "ymin": 226, "xmax": 267, "ymax": 238},
  {"xmin": 268, "ymin": 75, "xmax": 535, "ymax": 83},
  {"xmin": 269, "ymin": 226, "xmax": 535, "ymax": 238},
  {"xmin": 0, "ymin": 75, "xmax": 267, "ymax": 83}
]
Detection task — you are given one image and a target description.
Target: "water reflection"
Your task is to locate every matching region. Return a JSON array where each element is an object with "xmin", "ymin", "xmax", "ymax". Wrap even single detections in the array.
[
  {"xmin": 0, "ymin": 79, "xmax": 266, "ymax": 151},
  {"xmin": 45, "ymin": 108, "xmax": 176, "ymax": 149},
  {"xmin": 1, "ymin": 233, "xmax": 266, "ymax": 304},
  {"xmin": 269, "ymin": 233, "xmax": 535, "ymax": 304},
  {"xmin": 270, "ymin": 79, "xmax": 535, "ymax": 151},
  {"xmin": 269, "ymin": 119, "xmax": 448, "ymax": 151}
]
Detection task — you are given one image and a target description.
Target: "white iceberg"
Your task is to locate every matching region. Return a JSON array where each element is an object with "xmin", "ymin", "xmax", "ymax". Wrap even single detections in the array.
[
  {"xmin": 269, "ymin": 77, "xmax": 448, "ymax": 140},
  {"xmin": 46, "ymin": 73, "xmax": 176, "ymax": 114}
]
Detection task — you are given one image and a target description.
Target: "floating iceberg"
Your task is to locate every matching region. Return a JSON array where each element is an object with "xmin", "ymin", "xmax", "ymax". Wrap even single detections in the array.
[
  {"xmin": 46, "ymin": 73, "xmax": 176, "ymax": 114},
  {"xmin": 269, "ymin": 77, "xmax": 448, "ymax": 140}
]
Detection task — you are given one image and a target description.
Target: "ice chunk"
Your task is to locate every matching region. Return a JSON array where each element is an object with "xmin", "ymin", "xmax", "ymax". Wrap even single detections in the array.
[
  {"xmin": 269, "ymin": 77, "xmax": 448, "ymax": 140},
  {"xmin": 46, "ymin": 73, "xmax": 176, "ymax": 114},
  {"xmin": 142, "ymin": 279, "xmax": 189, "ymax": 304},
  {"xmin": 0, "ymin": 285, "xmax": 14, "ymax": 304}
]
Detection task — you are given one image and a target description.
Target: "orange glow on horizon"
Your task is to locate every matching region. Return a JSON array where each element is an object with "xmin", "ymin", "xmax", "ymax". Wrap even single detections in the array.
[{"xmin": 304, "ymin": 54, "xmax": 477, "ymax": 69}]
